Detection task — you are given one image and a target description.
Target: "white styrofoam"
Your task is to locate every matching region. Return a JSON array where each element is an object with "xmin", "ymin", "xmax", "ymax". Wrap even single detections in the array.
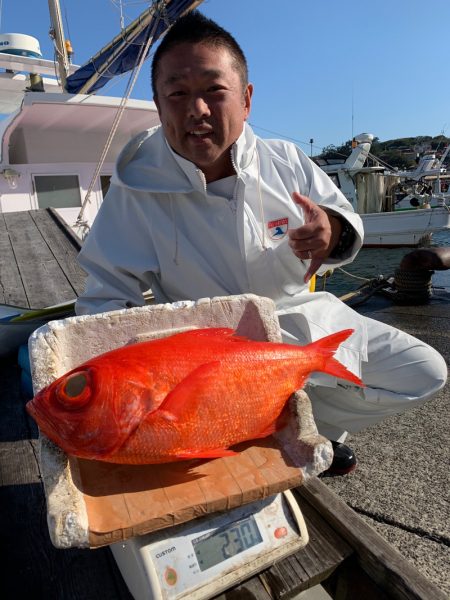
[{"xmin": 29, "ymin": 293, "xmax": 332, "ymax": 548}]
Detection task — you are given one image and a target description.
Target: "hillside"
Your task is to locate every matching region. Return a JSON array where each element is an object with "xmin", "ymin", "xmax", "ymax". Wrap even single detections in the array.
[{"xmin": 318, "ymin": 135, "xmax": 450, "ymax": 170}]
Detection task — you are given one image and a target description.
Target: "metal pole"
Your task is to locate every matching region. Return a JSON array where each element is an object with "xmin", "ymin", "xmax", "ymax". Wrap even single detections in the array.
[{"xmin": 48, "ymin": 0, "xmax": 70, "ymax": 90}]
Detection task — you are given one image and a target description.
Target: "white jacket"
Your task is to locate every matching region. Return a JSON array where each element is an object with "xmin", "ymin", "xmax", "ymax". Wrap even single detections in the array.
[{"xmin": 76, "ymin": 124, "xmax": 367, "ymax": 378}]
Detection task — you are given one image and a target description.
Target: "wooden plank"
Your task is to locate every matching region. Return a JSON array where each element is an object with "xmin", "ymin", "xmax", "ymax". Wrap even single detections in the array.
[
  {"xmin": 0, "ymin": 440, "xmax": 41, "ymax": 486},
  {"xmin": 30, "ymin": 209, "xmax": 87, "ymax": 296},
  {"xmin": 0, "ymin": 357, "xmax": 33, "ymax": 441},
  {"xmin": 3, "ymin": 211, "xmax": 78, "ymax": 307},
  {"xmin": 47, "ymin": 207, "xmax": 83, "ymax": 252},
  {"xmin": 298, "ymin": 477, "xmax": 448, "ymax": 600},
  {"xmin": 0, "ymin": 213, "xmax": 29, "ymax": 306}
]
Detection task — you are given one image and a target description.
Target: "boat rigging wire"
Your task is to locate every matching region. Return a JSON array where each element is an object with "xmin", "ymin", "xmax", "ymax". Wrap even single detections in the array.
[
  {"xmin": 75, "ymin": 0, "xmax": 169, "ymax": 233},
  {"xmin": 366, "ymin": 152, "xmax": 395, "ymax": 171},
  {"xmin": 109, "ymin": 0, "xmax": 126, "ymax": 30},
  {"xmin": 61, "ymin": 0, "xmax": 72, "ymax": 46},
  {"xmin": 109, "ymin": 1, "xmax": 150, "ymax": 29},
  {"xmin": 249, "ymin": 123, "xmax": 323, "ymax": 152}
]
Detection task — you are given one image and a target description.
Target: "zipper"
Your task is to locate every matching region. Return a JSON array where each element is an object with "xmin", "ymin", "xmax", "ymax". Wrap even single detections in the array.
[{"xmin": 196, "ymin": 168, "xmax": 207, "ymax": 193}]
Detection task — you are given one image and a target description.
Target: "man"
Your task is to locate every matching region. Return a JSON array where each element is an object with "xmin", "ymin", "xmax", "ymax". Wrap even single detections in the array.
[{"xmin": 76, "ymin": 11, "xmax": 447, "ymax": 474}]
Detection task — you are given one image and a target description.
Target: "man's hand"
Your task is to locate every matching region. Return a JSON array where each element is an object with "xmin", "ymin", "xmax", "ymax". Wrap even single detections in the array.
[{"xmin": 288, "ymin": 192, "xmax": 342, "ymax": 284}]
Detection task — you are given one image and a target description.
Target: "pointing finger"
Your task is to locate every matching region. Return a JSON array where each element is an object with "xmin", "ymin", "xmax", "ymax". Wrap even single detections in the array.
[{"xmin": 304, "ymin": 257, "xmax": 323, "ymax": 284}]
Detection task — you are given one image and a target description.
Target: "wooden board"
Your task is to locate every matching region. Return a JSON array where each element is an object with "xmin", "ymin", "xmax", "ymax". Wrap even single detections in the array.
[
  {"xmin": 69, "ymin": 437, "xmax": 305, "ymax": 548},
  {"xmin": 30, "ymin": 209, "xmax": 86, "ymax": 296},
  {"xmin": 2, "ymin": 210, "xmax": 85, "ymax": 308},
  {"xmin": 0, "ymin": 213, "xmax": 29, "ymax": 306}
]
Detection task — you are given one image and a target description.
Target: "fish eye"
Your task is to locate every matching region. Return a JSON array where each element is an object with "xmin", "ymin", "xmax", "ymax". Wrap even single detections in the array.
[{"xmin": 56, "ymin": 371, "xmax": 92, "ymax": 409}]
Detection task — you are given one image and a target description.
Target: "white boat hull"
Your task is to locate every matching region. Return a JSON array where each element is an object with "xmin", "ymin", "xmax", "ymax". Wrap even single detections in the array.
[{"xmin": 362, "ymin": 207, "xmax": 450, "ymax": 247}]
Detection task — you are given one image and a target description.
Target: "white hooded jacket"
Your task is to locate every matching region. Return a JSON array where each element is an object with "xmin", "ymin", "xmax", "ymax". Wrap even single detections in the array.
[{"xmin": 76, "ymin": 123, "xmax": 367, "ymax": 379}]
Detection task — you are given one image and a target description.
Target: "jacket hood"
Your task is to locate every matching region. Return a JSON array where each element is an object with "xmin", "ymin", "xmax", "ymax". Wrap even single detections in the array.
[{"xmin": 111, "ymin": 122, "xmax": 257, "ymax": 194}]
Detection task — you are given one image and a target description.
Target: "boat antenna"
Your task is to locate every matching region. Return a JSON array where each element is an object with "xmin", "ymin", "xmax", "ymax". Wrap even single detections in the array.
[{"xmin": 351, "ymin": 85, "xmax": 354, "ymax": 141}]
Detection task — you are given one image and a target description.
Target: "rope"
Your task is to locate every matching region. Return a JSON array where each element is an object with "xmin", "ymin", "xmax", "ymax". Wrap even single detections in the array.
[
  {"xmin": 336, "ymin": 267, "xmax": 372, "ymax": 282},
  {"xmin": 255, "ymin": 150, "xmax": 267, "ymax": 250},
  {"xmin": 74, "ymin": 0, "xmax": 168, "ymax": 230}
]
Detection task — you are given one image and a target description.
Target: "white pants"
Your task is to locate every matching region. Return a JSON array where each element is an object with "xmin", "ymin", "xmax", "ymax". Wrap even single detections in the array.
[{"xmin": 304, "ymin": 315, "xmax": 447, "ymax": 442}]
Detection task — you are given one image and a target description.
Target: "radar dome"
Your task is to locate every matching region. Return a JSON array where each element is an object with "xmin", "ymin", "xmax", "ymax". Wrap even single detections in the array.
[{"xmin": 0, "ymin": 34, "xmax": 42, "ymax": 58}]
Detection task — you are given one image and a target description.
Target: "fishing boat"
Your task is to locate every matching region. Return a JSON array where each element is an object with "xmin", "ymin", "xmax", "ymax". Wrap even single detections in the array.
[
  {"xmin": 316, "ymin": 133, "xmax": 450, "ymax": 247},
  {"xmin": 0, "ymin": 0, "xmax": 202, "ymax": 239}
]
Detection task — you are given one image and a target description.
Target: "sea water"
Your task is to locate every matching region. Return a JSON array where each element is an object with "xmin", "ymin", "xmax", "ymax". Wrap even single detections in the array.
[{"xmin": 322, "ymin": 230, "xmax": 450, "ymax": 297}]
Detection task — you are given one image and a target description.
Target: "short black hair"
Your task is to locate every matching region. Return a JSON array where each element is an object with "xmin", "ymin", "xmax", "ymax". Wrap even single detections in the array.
[{"xmin": 151, "ymin": 10, "xmax": 248, "ymax": 97}]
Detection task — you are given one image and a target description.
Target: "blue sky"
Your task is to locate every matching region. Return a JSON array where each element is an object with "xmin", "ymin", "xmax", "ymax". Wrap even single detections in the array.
[{"xmin": 1, "ymin": 0, "xmax": 449, "ymax": 153}]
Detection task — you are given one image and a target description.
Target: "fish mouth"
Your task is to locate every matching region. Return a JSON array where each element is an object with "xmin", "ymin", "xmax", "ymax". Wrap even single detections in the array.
[{"xmin": 26, "ymin": 395, "xmax": 61, "ymax": 440}]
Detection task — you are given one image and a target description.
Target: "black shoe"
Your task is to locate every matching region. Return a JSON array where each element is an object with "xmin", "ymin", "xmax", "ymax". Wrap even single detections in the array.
[{"xmin": 324, "ymin": 441, "xmax": 357, "ymax": 476}]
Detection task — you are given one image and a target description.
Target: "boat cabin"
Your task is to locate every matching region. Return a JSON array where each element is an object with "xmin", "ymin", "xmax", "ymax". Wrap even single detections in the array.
[{"xmin": 0, "ymin": 91, "xmax": 160, "ymax": 239}]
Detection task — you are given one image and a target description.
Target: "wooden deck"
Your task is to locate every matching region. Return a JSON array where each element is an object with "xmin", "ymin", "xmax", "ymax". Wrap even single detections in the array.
[
  {"xmin": 0, "ymin": 208, "xmax": 85, "ymax": 308},
  {"xmin": 0, "ymin": 209, "xmax": 447, "ymax": 599}
]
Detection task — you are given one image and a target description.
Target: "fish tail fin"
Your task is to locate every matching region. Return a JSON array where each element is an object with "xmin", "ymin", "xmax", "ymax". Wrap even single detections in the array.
[{"xmin": 308, "ymin": 329, "xmax": 364, "ymax": 387}]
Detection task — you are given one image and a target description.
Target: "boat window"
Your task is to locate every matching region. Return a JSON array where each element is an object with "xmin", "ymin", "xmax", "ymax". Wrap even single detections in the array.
[
  {"xmin": 34, "ymin": 175, "xmax": 81, "ymax": 209},
  {"xmin": 100, "ymin": 175, "xmax": 111, "ymax": 199}
]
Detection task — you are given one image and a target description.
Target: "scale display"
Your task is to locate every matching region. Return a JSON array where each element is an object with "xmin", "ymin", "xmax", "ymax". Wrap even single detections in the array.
[
  {"xmin": 111, "ymin": 490, "xmax": 309, "ymax": 600},
  {"xmin": 192, "ymin": 514, "xmax": 263, "ymax": 572}
]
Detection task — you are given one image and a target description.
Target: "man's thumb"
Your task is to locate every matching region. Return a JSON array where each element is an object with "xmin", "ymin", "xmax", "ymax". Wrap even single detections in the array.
[{"xmin": 292, "ymin": 192, "xmax": 312, "ymax": 220}]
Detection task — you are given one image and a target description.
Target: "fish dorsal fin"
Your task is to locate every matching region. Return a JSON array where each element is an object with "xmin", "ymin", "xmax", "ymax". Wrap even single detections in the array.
[
  {"xmin": 163, "ymin": 328, "xmax": 252, "ymax": 345},
  {"xmin": 170, "ymin": 328, "xmax": 235, "ymax": 341}
]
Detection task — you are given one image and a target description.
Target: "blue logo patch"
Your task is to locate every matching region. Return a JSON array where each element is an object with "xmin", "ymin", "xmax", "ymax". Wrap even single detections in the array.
[{"xmin": 268, "ymin": 217, "xmax": 288, "ymax": 239}]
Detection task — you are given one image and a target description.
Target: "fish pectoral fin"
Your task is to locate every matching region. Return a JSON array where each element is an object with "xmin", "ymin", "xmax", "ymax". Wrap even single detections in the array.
[
  {"xmin": 158, "ymin": 361, "xmax": 222, "ymax": 418},
  {"xmin": 175, "ymin": 448, "xmax": 238, "ymax": 459}
]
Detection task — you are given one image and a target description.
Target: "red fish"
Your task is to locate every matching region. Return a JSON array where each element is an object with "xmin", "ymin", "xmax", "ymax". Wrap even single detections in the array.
[{"xmin": 26, "ymin": 328, "xmax": 363, "ymax": 464}]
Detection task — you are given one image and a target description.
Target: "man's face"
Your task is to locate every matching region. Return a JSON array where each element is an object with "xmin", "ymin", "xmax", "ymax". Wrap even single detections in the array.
[{"xmin": 154, "ymin": 42, "xmax": 253, "ymax": 182}]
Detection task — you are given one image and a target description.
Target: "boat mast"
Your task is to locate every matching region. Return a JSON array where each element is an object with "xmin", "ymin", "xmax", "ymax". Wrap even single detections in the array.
[{"xmin": 47, "ymin": 0, "xmax": 70, "ymax": 90}]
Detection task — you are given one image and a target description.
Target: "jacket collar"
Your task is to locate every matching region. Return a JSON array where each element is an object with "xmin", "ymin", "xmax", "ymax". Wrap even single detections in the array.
[{"xmin": 168, "ymin": 122, "xmax": 256, "ymax": 186}]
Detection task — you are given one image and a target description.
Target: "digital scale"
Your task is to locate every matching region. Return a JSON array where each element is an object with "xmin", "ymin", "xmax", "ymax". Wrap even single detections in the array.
[{"xmin": 111, "ymin": 490, "xmax": 309, "ymax": 600}]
